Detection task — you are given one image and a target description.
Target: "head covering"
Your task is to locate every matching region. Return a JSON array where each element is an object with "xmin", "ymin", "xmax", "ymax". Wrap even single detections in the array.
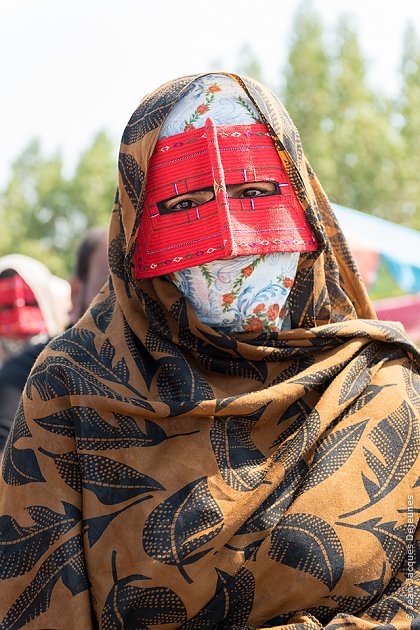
[
  {"xmin": 0, "ymin": 254, "xmax": 71, "ymax": 338},
  {"xmin": 0, "ymin": 73, "xmax": 419, "ymax": 630},
  {"xmin": 0, "ymin": 254, "xmax": 71, "ymax": 364}
]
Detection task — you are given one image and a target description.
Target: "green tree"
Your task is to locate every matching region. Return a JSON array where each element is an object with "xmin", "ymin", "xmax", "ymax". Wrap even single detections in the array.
[
  {"xmin": 397, "ymin": 23, "xmax": 420, "ymax": 230},
  {"xmin": 0, "ymin": 131, "xmax": 116, "ymax": 277},
  {"xmin": 282, "ymin": 0, "xmax": 334, "ymax": 185},
  {"xmin": 327, "ymin": 16, "xmax": 402, "ymax": 221}
]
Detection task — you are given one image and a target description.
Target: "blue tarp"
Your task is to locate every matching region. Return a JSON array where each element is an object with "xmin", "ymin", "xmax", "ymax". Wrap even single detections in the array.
[{"xmin": 332, "ymin": 203, "xmax": 420, "ymax": 293}]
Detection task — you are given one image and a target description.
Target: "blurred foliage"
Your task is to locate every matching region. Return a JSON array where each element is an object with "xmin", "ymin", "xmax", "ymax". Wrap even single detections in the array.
[
  {"xmin": 1, "ymin": 0, "xmax": 419, "ymax": 294},
  {"xmin": 0, "ymin": 132, "xmax": 116, "ymax": 276}
]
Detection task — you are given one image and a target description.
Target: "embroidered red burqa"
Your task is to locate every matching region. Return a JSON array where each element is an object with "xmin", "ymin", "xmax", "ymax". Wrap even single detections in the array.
[{"xmin": 0, "ymin": 73, "xmax": 419, "ymax": 629}]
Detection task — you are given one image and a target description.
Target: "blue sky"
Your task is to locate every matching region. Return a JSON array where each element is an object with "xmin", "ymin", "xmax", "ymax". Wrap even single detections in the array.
[{"xmin": 1, "ymin": 0, "xmax": 420, "ymax": 186}]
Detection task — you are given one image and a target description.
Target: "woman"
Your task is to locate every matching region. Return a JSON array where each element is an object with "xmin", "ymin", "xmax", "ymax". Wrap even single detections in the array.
[
  {"xmin": 0, "ymin": 73, "xmax": 418, "ymax": 629},
  {"xmin": 0, "ymin": 254, "xmax": 70, "ymax": 365}
]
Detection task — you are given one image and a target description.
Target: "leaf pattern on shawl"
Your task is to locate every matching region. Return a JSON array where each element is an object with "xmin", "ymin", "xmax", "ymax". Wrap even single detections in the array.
[
  {"xmin": 118, "ymin": 153, "xmax": 145, "ymax": 212},
  {"xmin": 0, "ymin": 534, "xmax": 88, "ymax": 630},
  {"xmin": 296, "ymin": 420, "xmax": 368, "ymax": 496},
  {"xmin": 274, "ymin": 409, "xmax": 321, "ymax": 470},
  {"xmin": 142, "ymin": 302, "xmax": 214, "ymax": 411},
  {"xmin": 308, "ymin": 564, "xmax": 388, "ymax": 625},
  {"xmin": 35, "ymin": 407, "xmax": 196, "ymax": 451},
  {"xmin": 340, "ymin": 401, "xmax": 419, "ymax": 518},
  {"xmin": 39, "ymin": 449, "xmax": 164, "ymax": 505},
  {"xmin": 337, "ymin": 518, "xmax": 408, "ymax": 573},
  {"xmin": 268, "ymin": 513, "xmax": 344, "ymax": 590},
  {"xmin": 1, "ymin": 400, "xmax": 45, "ymax": 486},
  {"xmin": 271, "ymin": 399, "xmax": 312, "ymax": 449},
  {"xmin": 338, "ymin": 341, "xmax": 388, "ymax": 405},
  {"xmin": 0, "ymin": 502, "xmax": 81, "ymax": 579},
  {"xmin": 121, "ymin": 76, "xmax": 194, "ymax": 144},
  {"xmin": 108, "ymin": 233, "xmax": 126, "ymax": 280},
  {"xmin": 101, "ymin": 551, "xmax": 187, "ymax": 629},
  {"xmin": 84, "ymin": 496, "xmax": 153, "ymax": 548},
  {"xmin": 141, "ymin": 291, "xmax": 173, "ymax": 340},
  {"xmin": 91, "ymin": 290, "xmax": 116, "ymax": 333},
  {"xmin": 210, "ymin": 405, "xmax": 269, "ymax": 492},
  {"xmin": 362, "ymin": 576, "xmax": 420, "ymax": 625},
  {"xmin": 289, "ymin": 358, "xmax": 349, "ymax": 393},
  {"xmin": 182, "ymin": 567, "xmax": 255, "ymax": 629},
  {"xmin": 236, "ymin": 459, "xmax": 309, "ymax": 535},
  {"xmin": 48, "ymin": 328, "xmax": 148, "ymax": 400},
  {"xmin": 123, "ymin": 317, "xmax": 158, "ymax": 389},
  {"xmin": 197, "ymin": 327, "xmax": 268, "ymax": 383},
  {"xmin": 143, "ymin": 478, "xmax": 224, "ymax": 583},
  {"xmin": 402, "ymin": 361, "xmax": 420, "ymax": 411},
  {"xmin": 171, "ymin": 297, "xmax": 269, "ymax": 383},
  {"xmin": 27, "ymin": 355, "xmax": 153, "ymax": 412}
]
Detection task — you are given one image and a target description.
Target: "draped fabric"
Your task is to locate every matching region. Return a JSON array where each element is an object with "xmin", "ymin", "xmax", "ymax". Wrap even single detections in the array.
[{"xmin": 0, "ymin": 72, "xmax": 419, "ymax": 630}]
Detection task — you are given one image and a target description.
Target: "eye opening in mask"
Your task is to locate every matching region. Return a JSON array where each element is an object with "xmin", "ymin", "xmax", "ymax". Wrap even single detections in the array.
[{"xmin": 157, "ymin": 181, "xmax": 281, "ymax": 215}]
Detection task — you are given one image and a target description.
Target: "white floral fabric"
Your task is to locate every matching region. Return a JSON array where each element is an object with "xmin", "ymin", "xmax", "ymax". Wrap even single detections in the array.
[
  {"xmin": 160, "ymin": 74, "xmax": 260, "ymax": 137},
  {"xmin": 170, "ymin": 252, "xmax": 299, "ymax": 334}
]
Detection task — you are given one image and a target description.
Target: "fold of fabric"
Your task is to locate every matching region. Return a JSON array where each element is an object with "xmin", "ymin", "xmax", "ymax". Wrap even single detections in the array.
[{"xmin": 0, "ymin": 72, "xmax": 419, "ymax": 630}]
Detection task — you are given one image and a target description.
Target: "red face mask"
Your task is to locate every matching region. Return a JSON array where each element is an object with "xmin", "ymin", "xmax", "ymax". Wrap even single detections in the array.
[
  {"xmin": 0, "ymin": 274, "xmax": 47, "ymax": 339},
  {"xmin": 134, "ymin": 118, "xmax": 317, "ymax": 278}
]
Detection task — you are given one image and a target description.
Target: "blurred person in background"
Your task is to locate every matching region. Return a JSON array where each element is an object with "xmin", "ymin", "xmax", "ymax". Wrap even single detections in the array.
[
  {"xmin": 0, "ymin": 254, "xmax": 70, "ymax": 366},
  {"xmin": 0, "ymin": 227, "xmax": 109, "ymax": 451},
  {"xmin": 0, "ymin": 73, "xmax": 418, "ymax": 629}
]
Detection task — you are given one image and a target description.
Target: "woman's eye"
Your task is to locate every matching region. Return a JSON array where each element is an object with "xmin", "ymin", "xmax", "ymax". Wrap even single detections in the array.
[
  {"xmin": 241, "ymin": 188, "xmax": 267, "ymax": 198},
  {"xmin": 169, "ymin": 199, "xmax": 197, "ymax": 211},
  {"xmin": 158, "ymin": 188, "xmax": 215, "ymax": 214}
]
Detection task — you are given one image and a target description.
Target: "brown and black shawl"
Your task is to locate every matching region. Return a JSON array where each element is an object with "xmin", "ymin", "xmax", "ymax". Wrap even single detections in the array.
[{"xmin": 0, "ymin": 73, "xmax": 419, "ymax": 629}]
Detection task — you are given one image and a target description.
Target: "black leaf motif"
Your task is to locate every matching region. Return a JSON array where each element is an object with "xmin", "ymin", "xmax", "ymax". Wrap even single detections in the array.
[
  {"xmin": 196, "ymin": 330, "xmax": 267, "ymax": 383},
  {"xmin": 364, "ymin": 578, "xmax": 419, "ymax": 624},
  {"xmin": 123, "ymin": 318, "xmax": 158, "ymax": 389},
  {"xmin": 337, "ymin": 517, "xmax": 408, "ymax": 572},
  {"xmin": 274, "ymin": 409, "xmax": 321, "ymax": 470},
  {"xmin": 0, "ymin": 535, "xmax": 88, "ymax": 630},
  {"xmin": 36, "ymin": 407, "xmax": 195, "ymax": 451},
  {"xmin": 156, "ymin": 353, "xmax": 214, "ymax": 413},
  {"xmin": 101, "ymin": 551, "xmax": 187, "ymax": 629},
  {"xmin": 108, "ymin": 233, "xmax": 125, "ymax": 280},
  {"xmin": 289, "ymin": 359, "xmax": 348, "ymax": 393},
  {"xmin": 402, "ymin": 361, "xmax": 420, "ymax": 412},
  {"xmin": 2, "ymin": 400, "xmax": 45, "ymax": 486},
  {"xmin": 0, "ymin": 501, "xmax": 81, "ymax": 580},
  {"xmin": 39, "ymin": 449, "xmax": 164, "ymax": 504},
  {"xmin": 341, "ymin": 401, "xmax": 419, "ymax": 518},
  {"xmin": 339, "ymin": 342, "xmax": 387, "ymax": 405},
  {"xmin": 210, "ymin": 405, "xmax": 269, "ymax": 492},
  {"xmin": 91, "ymin": 291, "xmax": 116, "ymax": 333},
  {"xmin": 140, "ymin": 292, "xmax": 173, "ymax": 340},
  {"xmin": 285, "ymin": 564, "xmax": 388, "ymax": 626},
  {"xmin": 27, "ymin": 355, "xmax": 153, "ymax": 413},
  {"xmin": 84, "ymin": 496, "xmax": 153, "ymax": 547},
  {"xmin": 48, "ymin": 328, "xmax": 149, "ymax": 401},
  {"xmin": 143, "ymin": 477, "xmax": 224, "ymax": 583},
  {"xmin": 182, "ymin": 567, "xmax": 255, "ymax": 629},
  {"xmin": 271, "ymin": 399, "xmax": 312, "ymax": 449},
  {"xmin": 339, "ymin": 383, "xmax": 394, "ymax": 421},
  {"xmin": 118, "ymin": 153, "xmax": 145, "ymax": 212},
  {"xmin": 268, "ymin": 513, "xmax": 344, "ymax": 590},
  {"xmin": 296, "ymin": 420, "xmax": 368, "ymax": 496},
  {"xmin": 121, "ymin": 76, "xmax": 195, "ymax": 145},
  {"xmin": 237, "ymin": 459, "xmax": 309, "ymax": 535}
]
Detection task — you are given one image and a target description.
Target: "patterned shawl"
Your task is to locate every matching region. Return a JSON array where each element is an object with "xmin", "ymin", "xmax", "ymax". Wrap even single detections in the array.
[{"xmin": 1, "ymin": 73, "xmax": 419, "ymax": 630}]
